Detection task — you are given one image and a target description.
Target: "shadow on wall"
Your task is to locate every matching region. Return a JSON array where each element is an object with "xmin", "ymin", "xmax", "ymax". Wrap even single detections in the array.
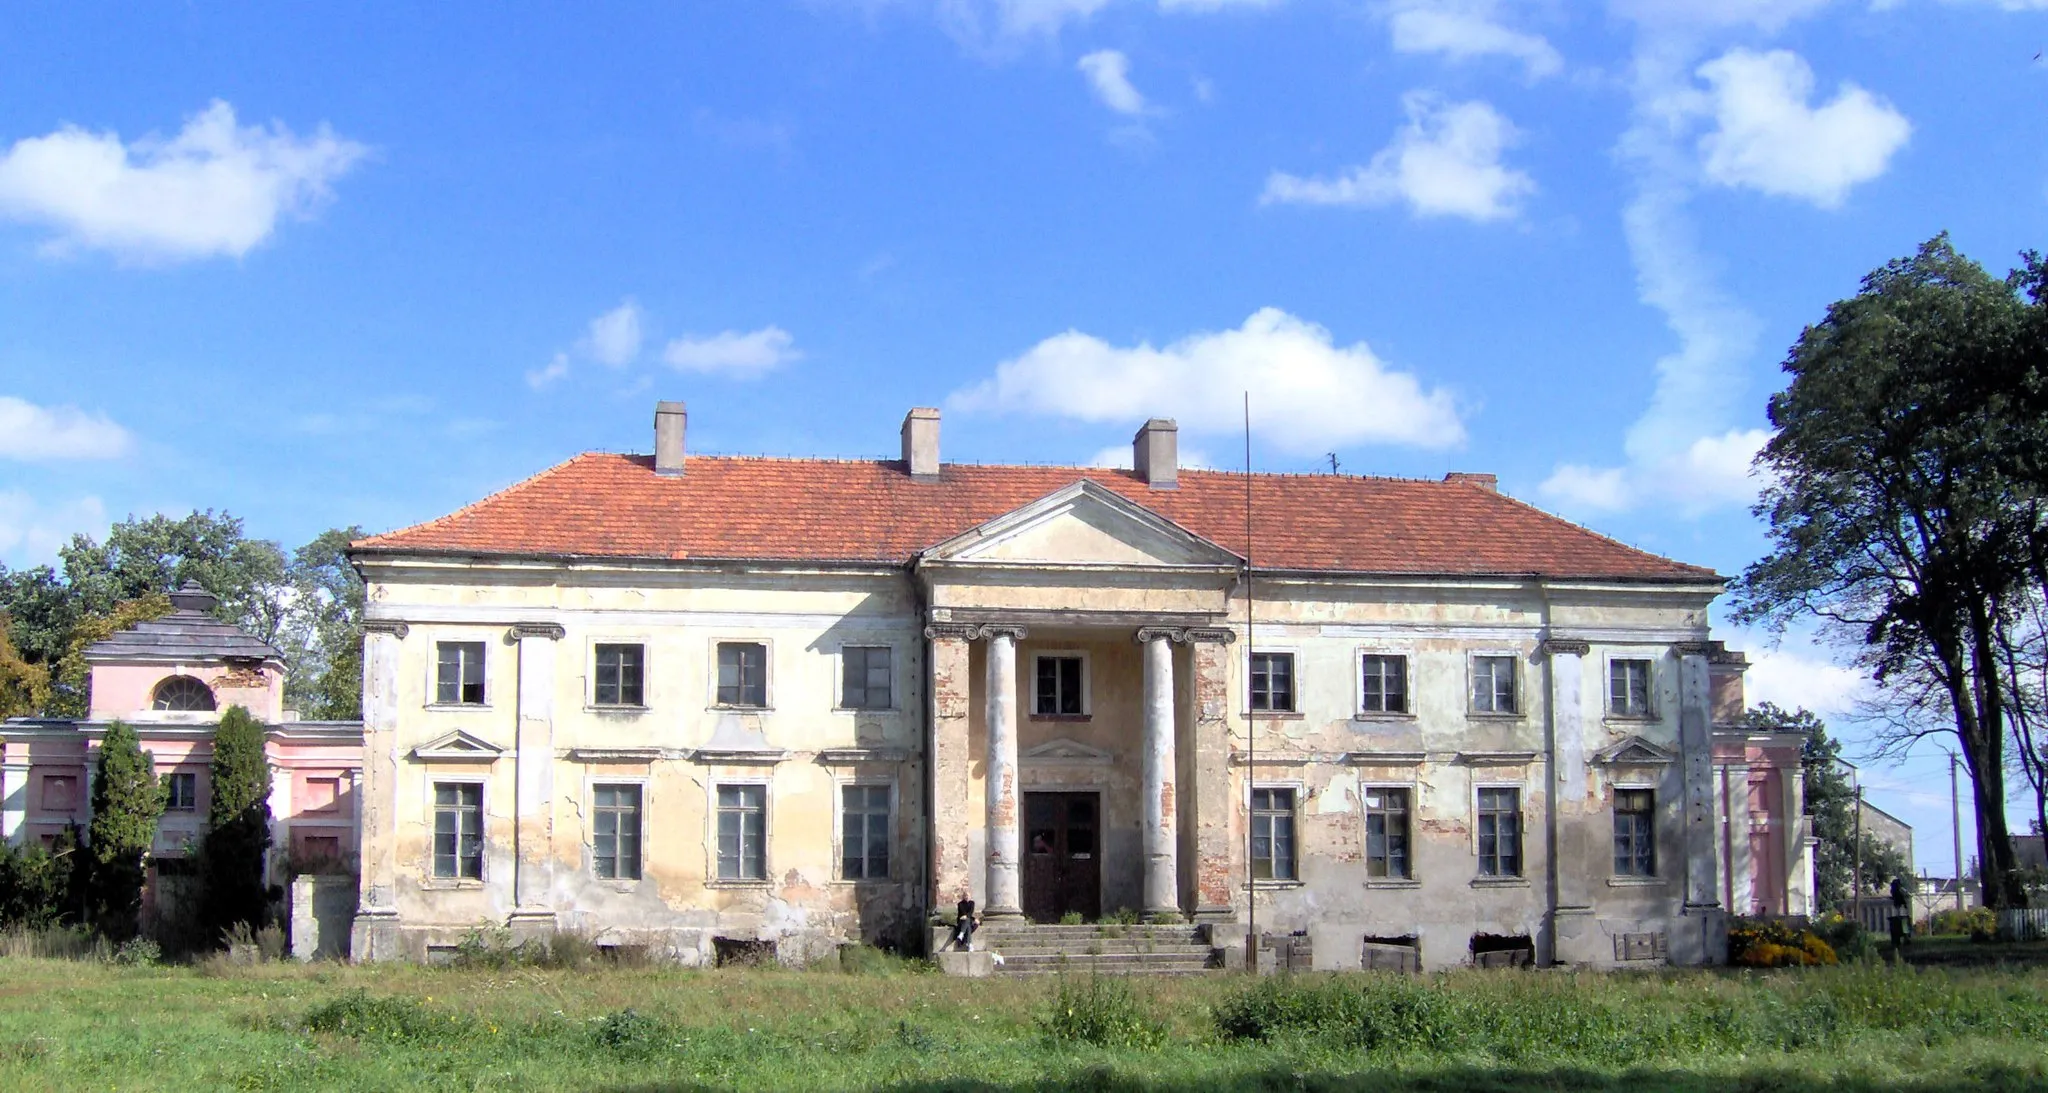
[{"xmin": 594, "ymin": 1064, "xmax": 2043, "ymax": 1093}]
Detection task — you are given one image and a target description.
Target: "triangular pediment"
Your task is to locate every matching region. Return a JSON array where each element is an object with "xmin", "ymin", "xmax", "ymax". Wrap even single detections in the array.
[
  {"xmin": 924, "ymin": 481, "xmax": 1240, "ymax": 569},
  {"xmin": 411, "ymin": 730, "xmax": 505, "ymax": 762},
  {"xmin": 1595, "ymin": 736, "xmax": 1677, "ymax": 766},
  {"xmin": 1023, "ymin": 737, "xmax": 1114, "ymax": 766}
]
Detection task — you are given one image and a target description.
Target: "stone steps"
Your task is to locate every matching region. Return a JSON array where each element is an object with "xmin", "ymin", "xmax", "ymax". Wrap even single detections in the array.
[{"xmin": 964, "ymin": 923, "xmax": 1220, "ymax": 977}]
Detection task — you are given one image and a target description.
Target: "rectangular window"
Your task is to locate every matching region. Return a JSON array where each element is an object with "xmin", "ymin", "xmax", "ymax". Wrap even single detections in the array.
[
  {"xmin": 1365, "ymin": 787, "xmax": 1411, "ymax": 879},
  {"xmin": 432, "ymin": 782, "xmax": 484, "ymax": 879},
  {"xmin": 1614, "ymin": 788, "xmax": 1656, "ymax": 877},
  {"xmin": 1477, "ymin": 787, "xmax": 1522, "ymax": 877},
  {"xmin": 840, "ymin": 646, "xmax": 893, "ymax": 710},
  {"xmin": 1360, "ymin": 654, "xmax": 1408, "ymax": 714},
  {"xmin": 840, "ymin": 784, "xmax": 892, "ymax": 880},
  {"xmin": 594, "ymin": 643, "xmax": 645, "ymax": 707},
  {"xmin": 1250, "ymin": 787, "xmax": 1297, "ymax": 881},
  {"xmin": 1609, "ymin": 658, "xmax": 1652, "ymax": 717},
  {"xmin": 1471, "ymin": 655, "xmax": 1517, "ymax": 714},
  {"xmin": 592, "ymin": 784, "xmax": 643, "ymax": 880},
  {"xmin": 716, "ymin": 784, "xmax": 766, "ymax": 880},
  {"xmin": 1250, "ymin": 652, "xmax": 1295, "ymax": 712},
  {"xmin": 164, "ymin": 772, "xmax": 197, "ymax": 812},
  {"xmin": 715, "ymin": 642, "xmax": 768, "ymax": 707},
  {"xmin": 1034, "ymin": 655, "xmax": 1084, "ymax": 716},
  {"xmin": 435, "ymin": 641, "xmax": 487, "ymax": 705}
]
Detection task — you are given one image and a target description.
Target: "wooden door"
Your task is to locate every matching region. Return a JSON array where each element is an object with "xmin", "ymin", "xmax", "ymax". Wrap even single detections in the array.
[{"xmin": 1022, "ymin": 792, "xmax": 1102, "ymax": 923}]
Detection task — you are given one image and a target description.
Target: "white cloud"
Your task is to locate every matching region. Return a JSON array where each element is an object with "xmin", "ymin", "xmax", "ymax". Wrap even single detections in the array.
[
  {"xmin": 1695, "ymin": 49, "xmax": 1911, "ymax": 208},
  {"xmin": 1078, "ymin": 50, "xmax": 1148, "ymax": 115},
  {"xmin": 0, "ymin": 396, "xmax": 133, "ymax": 461},
  {"xmin": 1262, "ymin": 92, "xmax": 1535, "ymax": 222},
  {"xmin": 949, "ymin": 307, "xmax": 1465, "ymax": 456},
  {"xmin": 1387, "ymin": 1, "xmax": 1562, "ymax": 79},
  {"xmin": 1542, "ymin": 427, "xmax": 1769, "ymax": 515},
  {"xmin": 0, "ymin": 100, "xmax": 365, "ymax": 262},
  {"xmin": 1741, "ymin": 639, "xmax": 1870, "ymax": 719},
  {"xmin": 937, "ymin": 0, "xmax": 1111, "ymax": 42},
  {"xmin": 0, "ymin": 491, "xmax": 106, "ymax": 566},
  {"xmin": 1609, "ymin": 0, "xmax": 1834, "ymax": 33},
  {"xmin": 526, "ymin": 352, "xmax": 571, "ymax": 390},
  {"xmin": 662, "ymin": 326, "xmax": 803, "ymax": 379},
  {"xmin": 1088, "ymin": 443, "xmax": 1212, "ymax": 469},
  {"xmin": 581, "ymin": 299, "xmax": 645, "ymax": 367}
]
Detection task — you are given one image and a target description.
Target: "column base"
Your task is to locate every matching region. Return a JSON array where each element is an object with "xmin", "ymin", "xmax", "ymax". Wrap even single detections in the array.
[
  {"xmin": 1192, "ymin": 904, "xmax": 1236, "ymax": 925},
  {"xmin": 349, "ymin": 909, "xmax": 402, "ymax": 964},
  {"xmin": 506, "ymin": 909, "xmax": 558, "ymax": 942},
  {"xmin": 982, "ymin": 906, "xmax": 1025, "ymax": 921}
]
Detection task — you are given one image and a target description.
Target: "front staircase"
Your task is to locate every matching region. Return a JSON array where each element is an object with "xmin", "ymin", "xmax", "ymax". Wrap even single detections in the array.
[{"xmin": 971, "ymin": 922, "xmax": 1220, "ymax": 976}]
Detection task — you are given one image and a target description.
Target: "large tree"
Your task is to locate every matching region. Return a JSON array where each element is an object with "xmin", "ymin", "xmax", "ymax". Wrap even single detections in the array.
[
  {"xmin": 1735, "ymin": 235, "xmax": 2040, "ymax": 908},
  {"xmin": 281, "ymin": 526, "xmax": 366, "ymax": 721},
  {"xmin": 87, "ymin": 721, "xmax": 166, "ymax": 941}
]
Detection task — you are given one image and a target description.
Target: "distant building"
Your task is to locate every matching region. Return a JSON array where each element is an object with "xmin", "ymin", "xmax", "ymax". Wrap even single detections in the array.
[{"xmin": 1858, "ymin": 798, "xmax": 1915, "ymax": 883}]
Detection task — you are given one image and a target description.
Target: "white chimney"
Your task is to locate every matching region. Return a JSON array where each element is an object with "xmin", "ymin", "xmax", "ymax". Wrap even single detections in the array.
[
  {"xmin": 654, "ymin": 401, "xmax": 687, "ymax": 476},
  {"xmin": 1133, "ymin": 418, "xmax": 1177, "ymax": 488},
  {"xmin": 902, "ymin": 407, "xmax": 940, "ymax": 481}
]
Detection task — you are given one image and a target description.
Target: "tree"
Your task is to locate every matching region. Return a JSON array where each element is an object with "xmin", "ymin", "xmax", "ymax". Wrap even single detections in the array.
[
  {"xmin": 202, "ymin": 705, "xmax": 272, "ymax": 935},
  {"xmin": 0, "ymin": 621, "xmax": 50, "ymax": 719},
  {"xmin": 280, "ymin": 527, "xmax": 365, "ymax": 721},
  {"xmin": 47, "ymin": 594, "xmax": 170, "ymax": 718},
  {"xmin": 1739, "ymin": 703, "xmax": 1910, "ymax": 910},
  {"xmin": 87, "ymin": 721, "xmax": 166, "ymax": 941},
  {"xmin": 1735, "ymin": 235, "xmax": 2039, "ymax": 908}
]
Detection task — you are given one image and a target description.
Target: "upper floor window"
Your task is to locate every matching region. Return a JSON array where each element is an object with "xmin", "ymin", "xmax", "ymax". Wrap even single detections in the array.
[
  {"xmin": 1609, "ymin": 658, "xmax": 1653, "ymax": 717},
  {"xmin": 1471, "ymin": 655, "xmax": 1518, "ymax": 715},
  {"xmin": 164, "ymin": 772, "xmax": 198, "ymax": 812},
  {"xmin": 1250, "ymin": 652, "xmax": 1296, "ymax": 713},
  {"xmin": 432, "ymin": 782, "xmax": 484, "ymax": 879},
  {"xmin": 592, "ymin": 784, "xmax": 643, "ymax": 880},
  {"xmin": 1250, "ymin": 786, "xmax": 1298, "ymax": 881},
  {"xmin": 1477, "ymin": 787, "xmax": 1522, "ymax": 877},
  {"xmin": 152, "ymin": 676, "xmax": 216, "ymax": 712},
  {"xmin": 716, "ymin": 642, "xmax": 768, "ymax": 707},
  {"xmin": 594, "ymin": 643, "xmax": 645, "ymax": 707},
  {"xmin": 1360, "ymin": 654, "xmax": 1408, "ymax": 714},
  {"xmin": 1614, "ymin": 788, "xmax": 1656, "ymax": 877},
  {"xmin": 840, "ymin": 646, "xmax": 893, "ymax": 710},
  {"xmin": 435, "ymin": 642, "xmax": 486, "ymax": 706},
  {"xmin": 1034, "ymin": 655, "xmax": 1084, "ymax": 716}
]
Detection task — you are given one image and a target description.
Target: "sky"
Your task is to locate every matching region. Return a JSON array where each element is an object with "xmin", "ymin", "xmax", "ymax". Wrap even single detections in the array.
[{"xmin": 2, "ymin": 0, "xmax": 2045, "ymax": 877}]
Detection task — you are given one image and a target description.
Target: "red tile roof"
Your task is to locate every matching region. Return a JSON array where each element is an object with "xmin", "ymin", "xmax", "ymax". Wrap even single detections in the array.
[{"xmin": 351, "ymin": 453, "xmax": 1718, "ymax": 582}]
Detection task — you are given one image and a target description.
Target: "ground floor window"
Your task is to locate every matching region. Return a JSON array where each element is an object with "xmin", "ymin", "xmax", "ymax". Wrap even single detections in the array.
[
  {"xmin": 1477, "ymin": 787, "xmax": 1521, "ymax": 877},
  {"xmin": 1365, "ymin": 787, "xmax": 1411, "ymax": 879},
  {"xmin": 1251, "ymin": 787, "xmax": 1297, "ymax": 881},
  {"xmin": 716, "ymin": 784, "xmax": 767, "ymax": 880},
  {"xmin": 433, "ymin": 782, "xmax": 484, "ymax": 879},
  {"xmin": 1613, "ymin": 788, "xmax": 1655, "ymax": 877},
  {"xmin": 593, "ymin": 784, "xmax": 643, "ymax": 880},
  {"xmin": 840, "ymin": 784, "xmax": 891, "ymax": 880}
]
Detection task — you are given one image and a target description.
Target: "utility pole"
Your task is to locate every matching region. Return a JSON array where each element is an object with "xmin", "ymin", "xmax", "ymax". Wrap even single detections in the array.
[
  {"xmin": 1853, "ymin": 776, "xmax": 1864, "ymax": 925},
  {"xmin": 1949, "ymin": 751, "xmax": 1965, "ymax": 913}
]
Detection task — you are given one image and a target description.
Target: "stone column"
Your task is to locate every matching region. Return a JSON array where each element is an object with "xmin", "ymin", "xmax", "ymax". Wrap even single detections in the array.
[
  {"xmin": 0, "ymin": 762, "xmax": 27, "ymax": 846},
  {"xmin": 925, "ymin": 624, "xmax": 978, "ymax": 910},
  {"xmin": 1137, "ymin": 627, "xmax": 1181, "ymax": 921},
  {"xmin": 351, "ymin": 619, "xmax": 408, "ymax": 962},
  {"xmin": 982, "ymin": 625, "xmax": 1026, "ymax": 919},
  {"xmin": 509, "ymin": 622, "xmax": 563, "ymax": 937},
  {"xmin": 1678, "ymin": 644, "xmax": 1724, "ymax": 961},
  {"xmin": 1541, "ymin": 638, "xmax": 1594, "ymax": 965},
  {"xmin": 1187, "ymin": 629, "xmax": 1236, "ymax": 922}
]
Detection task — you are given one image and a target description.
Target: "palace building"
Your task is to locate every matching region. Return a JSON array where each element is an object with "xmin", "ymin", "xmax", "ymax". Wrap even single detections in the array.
[{"xmin": 338, "ymin": 402, "xmax": 1811, "ymax": 970}]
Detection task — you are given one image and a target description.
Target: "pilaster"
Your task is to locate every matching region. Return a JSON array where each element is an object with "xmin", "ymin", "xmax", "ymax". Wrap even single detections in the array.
[
  {"xmin": 1540, "ymin": 637, "xmax": 1595, "ymax": 965},
  {"xmin": 351, "ymin": 619, "xmax": 407, "ymax": 961},
  {"xmin": 925, "ymin": 624, "xmax": 976, "ymax": 906},
  {"xmin": 1187, "ymin": 629, "xmax": 1235, "ymax": 922},
  {"xmin": 1677, "ymin": 644, "xmax": 1725, "ymax": 961},
  {"xmin": 509, "ymin": 622, "xmax": 562, "ymax": 923}
]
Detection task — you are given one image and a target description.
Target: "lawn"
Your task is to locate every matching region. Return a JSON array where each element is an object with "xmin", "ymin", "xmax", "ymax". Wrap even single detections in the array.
[{"xmin": 0, "ymin": 954, "xmax": 2043, "ymax": 1092}]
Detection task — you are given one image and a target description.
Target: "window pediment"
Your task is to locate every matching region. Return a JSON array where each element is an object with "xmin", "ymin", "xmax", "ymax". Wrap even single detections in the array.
[
  {"xmin": 1595, "ymin": 736, "xmax": 1677, "ymax": 766},
  {"xmin": 410, "ymin": 730, "xmax": 505, "ymax": 763}
]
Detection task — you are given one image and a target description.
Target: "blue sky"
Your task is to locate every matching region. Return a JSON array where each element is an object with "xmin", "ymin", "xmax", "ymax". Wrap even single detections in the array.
[{"xmin": 2, "ymin": 0, "xmax": 2044, "ymax": 873}]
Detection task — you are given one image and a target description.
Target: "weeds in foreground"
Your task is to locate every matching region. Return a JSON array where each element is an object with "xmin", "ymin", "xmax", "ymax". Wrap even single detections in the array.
[{"xmin": 1041, "ymin": 974, "xmax": 1168, "ymax": 1049}]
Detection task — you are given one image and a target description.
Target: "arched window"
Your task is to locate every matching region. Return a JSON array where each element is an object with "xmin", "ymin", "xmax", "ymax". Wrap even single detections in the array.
[{"xmin": 152, "ymin": 676, "xmax": 216, "ymax": 712}]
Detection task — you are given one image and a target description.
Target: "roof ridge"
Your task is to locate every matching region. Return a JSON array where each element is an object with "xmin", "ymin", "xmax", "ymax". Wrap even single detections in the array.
[
  {"xmin": 1464, "ymin": 480, "xmax": 1720, "ymax": 580},
  {"xmin": 353, "ymin": 452, "xmax": 600, "ymax": 549},
  {"xmin": 593, "ymin": 449, "xmax": 1456, "ymax": 485}
]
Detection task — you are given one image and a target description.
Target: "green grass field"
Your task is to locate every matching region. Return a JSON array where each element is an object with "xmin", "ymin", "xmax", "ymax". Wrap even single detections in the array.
[{"xmin": 0, "ymin": 954, "xmax": 2043, "ymax": 1092}]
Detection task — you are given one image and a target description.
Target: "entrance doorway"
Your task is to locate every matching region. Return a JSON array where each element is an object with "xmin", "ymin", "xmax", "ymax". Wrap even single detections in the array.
[{"xmin": 1022, "ymin": 791, "xmax": 1102, "ymax": 923}]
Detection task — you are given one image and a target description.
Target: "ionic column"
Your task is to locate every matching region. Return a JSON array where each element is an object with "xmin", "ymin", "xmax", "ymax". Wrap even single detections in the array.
[
  {"xmin": 1137, "ymin": 627, "xmax": 1181, "ymax": 921},
  {"xmin": 982, "ymin": 625, "xmax": 1026, "ymax": 919}
]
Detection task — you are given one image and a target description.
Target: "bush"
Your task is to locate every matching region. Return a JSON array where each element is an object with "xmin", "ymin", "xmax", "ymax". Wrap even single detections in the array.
[
  {"xmin": 87, "ymin": 721, "xmax": 165, "ymax": 942},
  {"xmin": 112, "ymin": 937, "xmax": 160, "ymax": 966},
  {"xmin": 593, "ymin": 1009, "xmax": 670, "ymax": 1056},
  {"xmin": 203, "ymin": 705, "xmax": 272, "ymax": 937},
  {"xmin": 1041, "ymin": 974, "xmax": 1167, "ymax": 1049},
  {"xmin": 1929, "ymin": 905, "xmax": 1996, "ymax": 937},
  {"xmin": 1729, "ymin": 919, "xmax": 1838, "ymax": 967},
  {"xmin": 306, "ymin": 991, "xmax": 472, "ymax": 1044},
  {"xmin": 0, "ymin": 839, "xmax": 76, "ymax": 929}
]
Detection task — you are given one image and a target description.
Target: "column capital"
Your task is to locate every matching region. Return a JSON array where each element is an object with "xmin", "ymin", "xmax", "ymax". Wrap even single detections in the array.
[
  {"xmin": 1134, "ymin": 626, "xmax": 1186, "ymax": 645},
  {"xmin": 923, "ymin": 622, "xmax": 980, "ymax": 641},
  {"xmin": 1183, "ymin": 627, "xmax": 1237, "ymax": 645},
  {"xmin": 1539, "ymin": 637, "xmax": 1591, "ymax": 657},
  {"xmin": 1674, "ymin": 641, "xmax": 1716, "ymax": 657},
  {"xmin": 507, "ymin": 621, "xmax": 565, "ymax": 642},
  {"xmin": 975, "ymin": 624, "xmax": 1028, "ymax": 641},
  {"xmin": 362, "ymin": 619, "xmax": 409, "ymax": 639}
]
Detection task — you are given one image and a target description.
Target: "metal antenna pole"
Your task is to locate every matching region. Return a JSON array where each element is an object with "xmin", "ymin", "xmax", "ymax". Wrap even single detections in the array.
[
  {"xmin": 1853, "ymin": 775, "xmax": 1864, "ymax": 921},
  {"xmin": 1243, "ymin": 391, "xmax": 1256, "ymax": 975}
]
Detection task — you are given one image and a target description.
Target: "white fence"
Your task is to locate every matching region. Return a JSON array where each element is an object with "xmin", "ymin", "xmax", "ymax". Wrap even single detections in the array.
[{"xmin": 1997, "ymin": 908, "xmax": 2048, "ymax": 942}]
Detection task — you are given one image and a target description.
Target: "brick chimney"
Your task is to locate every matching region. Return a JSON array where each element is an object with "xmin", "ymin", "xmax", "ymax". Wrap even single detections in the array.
[
  {"xmin": 902, "ymin": 407, "xmax": 940, "ymax": 481},
  {"xmin": 1133, "ymin": 419, "xmax": 1178, "ymax": 489},
  {"xmin": 654, "ymin": 401, "xmax": 687, "ymax": 476}
]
